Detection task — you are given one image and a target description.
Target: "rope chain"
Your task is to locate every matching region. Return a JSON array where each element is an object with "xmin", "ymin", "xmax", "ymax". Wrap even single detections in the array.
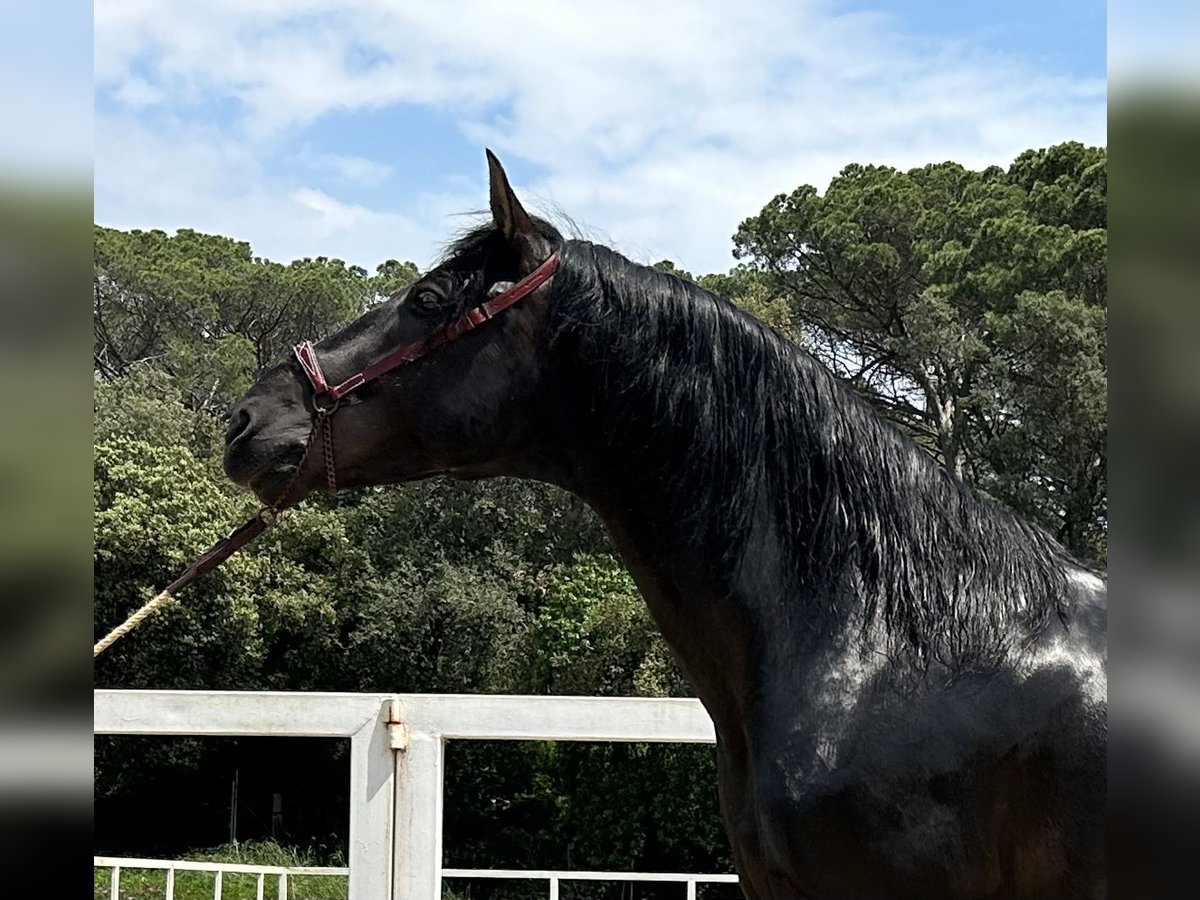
[{"xmin": 319, "ymin": 408, "xmax": 337, "ymax": 493}]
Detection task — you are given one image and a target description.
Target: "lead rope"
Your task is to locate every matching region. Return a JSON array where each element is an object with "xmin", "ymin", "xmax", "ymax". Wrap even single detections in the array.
[
  {"xmin": 93, "ymin": 411, "xmax": 327, "ymax": 658},
  {"xmin": 317, "ymin": 403, "xmax": 338, "ymax": 493}
]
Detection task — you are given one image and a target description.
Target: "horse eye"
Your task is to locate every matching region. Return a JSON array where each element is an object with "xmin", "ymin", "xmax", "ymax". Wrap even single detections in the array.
[{"xmin": 413, "ymin": 289, "xmax": 441, "ymax": 312}]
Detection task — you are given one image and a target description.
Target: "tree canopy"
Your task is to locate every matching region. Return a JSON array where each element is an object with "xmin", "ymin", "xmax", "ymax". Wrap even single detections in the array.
[
  {"xmin": 733, "ymin": 142, "xmax": 1106, "ymax": 561},
  {"xmin": 93, "ymin": 226, "xmax": 417, "ymax": 412}
]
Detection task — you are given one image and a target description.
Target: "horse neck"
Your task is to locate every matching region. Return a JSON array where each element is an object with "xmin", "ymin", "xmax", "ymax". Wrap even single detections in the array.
[
  {"xmin": 532, "ymin": 247, "xmax": 1074, "ymax": 707},
  {"xmin": 532, "ymin": 256, "xmax": 826, "ymax": 707}
]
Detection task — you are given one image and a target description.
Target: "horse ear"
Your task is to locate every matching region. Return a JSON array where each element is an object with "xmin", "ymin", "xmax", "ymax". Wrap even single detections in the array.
[{"xmin": 486, "ymin": 149, "xmax": 535, "ymax": 242}]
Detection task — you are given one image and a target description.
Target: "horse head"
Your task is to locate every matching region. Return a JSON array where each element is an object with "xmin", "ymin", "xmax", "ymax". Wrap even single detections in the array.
[{"xmin": 222, "ymin": 152, "xmax": 564, "ymax": 509}]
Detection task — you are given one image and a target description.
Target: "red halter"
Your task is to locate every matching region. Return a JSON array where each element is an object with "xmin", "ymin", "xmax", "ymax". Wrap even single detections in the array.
[{"xmin": 291, "ymin": 253, "xmax": 559, "ymax": 491}]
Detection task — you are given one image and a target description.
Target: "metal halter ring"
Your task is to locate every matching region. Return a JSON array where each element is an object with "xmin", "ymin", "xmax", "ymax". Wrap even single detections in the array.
[{"xmin": 312, "ymin": 393, "xmax": 341, "ymax": 415}]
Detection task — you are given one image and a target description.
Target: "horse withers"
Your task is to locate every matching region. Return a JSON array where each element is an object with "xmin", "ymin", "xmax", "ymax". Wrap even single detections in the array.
[{"xmin": 223, "ymin": 151, "xmax": 1107, "ymax": 899}]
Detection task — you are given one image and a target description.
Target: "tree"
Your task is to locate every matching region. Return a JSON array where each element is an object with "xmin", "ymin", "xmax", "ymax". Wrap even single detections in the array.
[
  {"xmin": 651, "ymin": 259, "xmax": 694, "ymax": 281},
  {"xmin": 369, "ymin": 259, "xmax": 421, "ymax": 304},
  {"xmin": 93, "ymin": 226, "xmax": 419, "ymax": 412},
  {"xmin": 653, "ymin": 259, "xmax": 798, "ymax": 340},
  {"xmin": 532, "ymin": 553, "xmax": 689, "ymax": 698},
  {"xmin": 698, "ymin": 268, "xmax": 797, "ymax": 339},
  {"xmin": 733, "ymin": 143, "xmax": 1106, "ymax": 561}
]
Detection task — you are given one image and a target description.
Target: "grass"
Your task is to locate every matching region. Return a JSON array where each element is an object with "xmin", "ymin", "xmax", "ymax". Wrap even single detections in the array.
[{"xmin": 93, "ymin": 839, "xmax": 347, "ymax": 900}]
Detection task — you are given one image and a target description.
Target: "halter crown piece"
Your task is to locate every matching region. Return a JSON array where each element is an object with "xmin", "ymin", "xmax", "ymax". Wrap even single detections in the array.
[{"xmin": 94, "ymin": 252, "xmax": 558, "ymax": 657}]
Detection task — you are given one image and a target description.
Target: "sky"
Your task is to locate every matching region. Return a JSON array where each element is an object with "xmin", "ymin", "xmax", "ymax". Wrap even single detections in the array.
[{"xmin": 92, "ymin": 0, "xmax": 1107, "ymax": 276}]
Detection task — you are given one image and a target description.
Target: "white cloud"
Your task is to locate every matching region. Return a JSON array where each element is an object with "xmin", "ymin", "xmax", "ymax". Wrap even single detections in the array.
[
  {"xmin": 92, "ymin": 117, "xmax": 429, "ymax": 269},
  {"xmin": 316, "ymin": 154, "xmax": 392, "ymax": 188},
  {"xmin": 93, "ymin": 0, "xmax": 1107, "ymax": 274},
  {"xmin": 111, "ymin": 76, "xmax": 165, "ymax": 109},
  {"xmin": 290, "ymin": 187, "xmax": 383, "ymax": 236},
  {"xmin": 287, "ymin": 149, "xmax": 393, "ymax": 187}
]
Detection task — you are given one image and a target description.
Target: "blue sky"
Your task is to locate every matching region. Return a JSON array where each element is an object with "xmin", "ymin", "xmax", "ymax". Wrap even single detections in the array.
[{"xmin": 93, "ymin": 1, "xmax": 1107, "ymax": 276}]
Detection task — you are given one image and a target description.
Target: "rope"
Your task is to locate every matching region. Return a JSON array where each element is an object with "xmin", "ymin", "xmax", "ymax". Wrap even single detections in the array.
[
  {"xmin": 93, "ymin": 589, "xmax": 176, "ymax": 657},
  {"xmin": 92, "ymin": 507, "xmax": 278, "ymax": 659},
  {"xmin": 94, "ymin": 374, "xmax": 329, "ymax": 659},
  {"xmin": 92, "ymin": 507, "xmax": 277, "ymax": 658}
]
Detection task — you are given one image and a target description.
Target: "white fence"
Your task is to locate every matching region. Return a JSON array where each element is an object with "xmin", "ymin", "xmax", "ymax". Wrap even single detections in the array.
[
  {"xmin": 93, "ymin": 690, "xmax": 738, "ymax": 899},
  {"xmin": 93, "ymin": 855, "xmax": 347, "ymax": 899}
]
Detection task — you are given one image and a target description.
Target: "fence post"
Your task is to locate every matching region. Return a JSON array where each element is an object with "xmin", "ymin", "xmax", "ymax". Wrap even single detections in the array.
[
  {"xmin": 392, "ymin": 727, "xmax": 444, "ymax": 899},
  {"xmin": 348, "ymin": 700, "xmax": 398, "ymax": 900}
]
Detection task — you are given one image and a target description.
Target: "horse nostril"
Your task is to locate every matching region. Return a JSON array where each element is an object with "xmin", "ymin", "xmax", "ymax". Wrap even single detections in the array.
[{"xmin": 225, "ymin": 407, "xmax": 253, "ymax": 445}]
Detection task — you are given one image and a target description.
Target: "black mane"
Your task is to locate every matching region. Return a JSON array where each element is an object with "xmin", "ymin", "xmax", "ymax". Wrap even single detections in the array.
[{"xmin": 544, "ymin": 239, "xmax": 1073, "ymax": 673}]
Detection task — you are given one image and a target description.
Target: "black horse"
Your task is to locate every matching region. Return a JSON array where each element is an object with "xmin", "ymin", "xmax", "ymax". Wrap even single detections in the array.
[{"xmin": 223, "ymin": 152, "xmax": 1107, "ymax": 898}]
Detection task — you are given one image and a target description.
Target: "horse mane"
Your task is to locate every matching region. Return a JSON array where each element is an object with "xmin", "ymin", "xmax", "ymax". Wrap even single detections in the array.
[{"xmin": 542, "ymin": 239, "xmax": 1074, "ymax": 674}]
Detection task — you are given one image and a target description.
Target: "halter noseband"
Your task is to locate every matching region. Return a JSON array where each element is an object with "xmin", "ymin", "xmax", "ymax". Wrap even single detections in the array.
[{"xmin": 288, "ymin": 253, "xmax": 559, "ymax": 495}]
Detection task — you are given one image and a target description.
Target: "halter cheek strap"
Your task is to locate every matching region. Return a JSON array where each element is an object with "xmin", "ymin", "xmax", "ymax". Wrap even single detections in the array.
[
  {"xmin": 294, "ymin": 340, "xmax": 332, "ymax": 397},
  {"xmin": 291, "ymin": 252, "xmax": 559, "ymax": 492}
]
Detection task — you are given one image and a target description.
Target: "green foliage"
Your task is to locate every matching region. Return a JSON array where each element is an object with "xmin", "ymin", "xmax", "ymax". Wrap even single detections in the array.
[
  {"xmin": 94, "ymin": 364, "xmax": 226, "ymax": 473},
  {"xmin": 653, "ymin": 259, "xmax": 797, "ymax": 339},
  {"xmin": 343, "ymin": 561, "xmax": 533, "ymax": 693},
  {"xmin": 371, "ymin": 258, "xmax": 422, "ymax": 301},
  {"xmin": 550, "ymin": 743, "xmax": 729, "ymax": 873},
  {"xmin": 734, "ymin": 142, "xmax": 1107, "ymax": 561},
  {"xmin": 93, "ymin": 226, "xmax": 419, "ymax": 411},
  {"xmin": 534, "ymin": 554, "xmax": 687, "ymax": 698},
  {"xmin": 442, "ymin": 739, "xmax": 730, "ymax": 885},
  {"xmin": 651, "ymin": 259, "xmax": 695, "ymax": 281},
  {"xmin": 698, "ymin": 268, "xmax": 797, "ymax": 339},
  {"xmin": 92, "ymin": 433, "xmax": 354, "ymax": 692}
]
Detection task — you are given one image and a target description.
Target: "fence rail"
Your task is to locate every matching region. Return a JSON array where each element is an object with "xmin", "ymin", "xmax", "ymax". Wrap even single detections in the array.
[
  {"xmin": 92, "ymin": 856, "xmax": 740, "ymax": 900},
  {"xmin": 93, "ymin": 856, "xmax": 347, "ymax": 900},
  {"xmin": 94, "ymin": 690, "xmax": 732, "ymax": 899},
  {"xmin": 444, "ymin": 867, "xmax": 741, "ymax": 900}
]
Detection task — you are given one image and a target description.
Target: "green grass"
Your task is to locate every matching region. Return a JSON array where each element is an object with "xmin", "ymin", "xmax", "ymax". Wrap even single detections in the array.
[{"xmin": 93, "ymin": 839, "xmax": 347, "ymax": 900}]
